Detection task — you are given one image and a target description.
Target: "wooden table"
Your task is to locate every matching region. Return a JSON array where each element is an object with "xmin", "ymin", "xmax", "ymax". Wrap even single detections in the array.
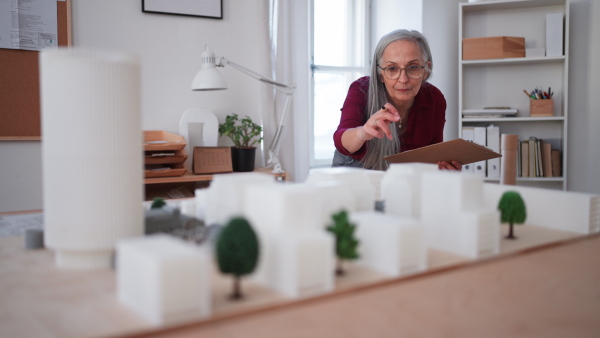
[
  {"xmin": 144, "ymin": 168, "xmax": 288, "ymax": 200},
  {"xmin": 1, "ymin": 220, "xmax": 598, "ymax": 338}
]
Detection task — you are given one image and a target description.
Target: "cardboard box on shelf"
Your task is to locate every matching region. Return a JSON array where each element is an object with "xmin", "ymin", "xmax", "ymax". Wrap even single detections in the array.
[{"xmin": 462, "ymin": 36, "xmax": 525, "ymax": 60}]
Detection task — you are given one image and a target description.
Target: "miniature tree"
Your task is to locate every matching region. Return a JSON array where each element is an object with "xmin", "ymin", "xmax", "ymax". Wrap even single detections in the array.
[
  {"xmin": 497, "ymin": 191, "xmax": 527, "ymax": 239},
  {"xmin": 326, "ymin": 210, "xmax": 360, "ymax": 275},
  {"xmin": 150, "ymin": 197, "xmax": 166, "ymax": 209},
  {"xmin": 215, "ymin": 217, "xmax": 260, "ymax": 299}
]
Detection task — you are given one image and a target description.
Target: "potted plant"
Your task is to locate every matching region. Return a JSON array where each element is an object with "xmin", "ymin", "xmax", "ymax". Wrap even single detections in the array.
[{"xmin": 218, "ymin": 113, "xmax": 263, "ymax": 172}]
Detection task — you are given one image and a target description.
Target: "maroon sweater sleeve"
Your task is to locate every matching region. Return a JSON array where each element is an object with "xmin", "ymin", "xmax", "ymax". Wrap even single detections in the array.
[{"xmin": 333, "ymin": 76, "xmax": 370, "ymax": 160}]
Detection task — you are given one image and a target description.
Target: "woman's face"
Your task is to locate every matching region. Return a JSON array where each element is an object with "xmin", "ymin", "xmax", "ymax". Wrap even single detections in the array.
[{"xmin": 378, "ymin": 40, "xmax": 430, "ymax": 107}]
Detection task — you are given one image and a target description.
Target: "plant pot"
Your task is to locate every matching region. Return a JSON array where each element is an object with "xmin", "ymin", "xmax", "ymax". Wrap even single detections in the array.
[{"xmin": 231, "ymin": 147, "xmax": 256, "ymax": 172}]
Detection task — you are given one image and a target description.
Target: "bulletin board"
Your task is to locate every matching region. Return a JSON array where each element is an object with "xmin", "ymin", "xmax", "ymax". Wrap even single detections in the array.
[{"xmin": 0, "ymin": 0, "xmax": 71, "ymax": 141}]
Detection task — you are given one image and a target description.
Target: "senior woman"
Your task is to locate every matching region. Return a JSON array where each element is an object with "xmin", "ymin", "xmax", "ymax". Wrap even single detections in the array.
[{"xmin": 332, "ymin": 29, "xmax": 461, "ymax": 171}]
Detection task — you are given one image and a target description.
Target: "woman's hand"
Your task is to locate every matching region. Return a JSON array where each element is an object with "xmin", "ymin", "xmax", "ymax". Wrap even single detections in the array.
[
  {"xmin": 437, "ymin": 160, "xmax": 462, "ymax": 171},
  {"xmin": 363, "ymin": 104, "xmax": 400, "ymax": 141}
]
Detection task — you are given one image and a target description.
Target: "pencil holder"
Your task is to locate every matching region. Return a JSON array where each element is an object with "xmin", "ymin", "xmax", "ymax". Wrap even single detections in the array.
[{"xmin": 530, "ymin": 99, "xmax": 553, "ymax": 117}]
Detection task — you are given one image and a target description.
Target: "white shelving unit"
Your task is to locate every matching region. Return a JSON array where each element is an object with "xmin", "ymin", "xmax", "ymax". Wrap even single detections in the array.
[{"xmin": 458, "ymin": 0, "xmax": 569, "ymax": 190}]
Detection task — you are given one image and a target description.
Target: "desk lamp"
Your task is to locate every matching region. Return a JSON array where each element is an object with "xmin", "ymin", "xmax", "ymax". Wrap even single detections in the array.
[{"xmin": 191, "ymin": 45, "xmax": 295, "ymax": 174}]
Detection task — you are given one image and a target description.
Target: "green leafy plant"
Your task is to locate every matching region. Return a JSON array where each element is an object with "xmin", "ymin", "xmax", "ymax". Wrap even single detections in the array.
[
  {"xmin": 150, "ymin": 197, "xmax": 166, "ymax": 209},
  {"xmin": 216, "ymin": 217, "xmax": 260, "ymax": 300},
  {"xmin": 326, "ymin": 210, "xmax": 360, "ymax": 275},
  {"xmin": 497, "ymin": 191, "xmax": 527, "ymax": 239},
  {"xmin": 218, "ymin": 113, "xmax": 263, "ymax": 148}
]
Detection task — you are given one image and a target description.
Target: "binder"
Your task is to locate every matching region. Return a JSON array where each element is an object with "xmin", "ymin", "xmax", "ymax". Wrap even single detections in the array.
[
  {"xmin": 473, "ymin": 127, "xmax": 487, "ymax": 176},
  {"xmin": 461, "ymin": 126, "xmax": 475, "ymax": 173},
  {"xmin": 486, "ymin": 125, "xmax": 500, "ymax": 178},
  {"xmin": 546, "ymin": 13, "xmax": 564, "ymax": 57},
  {"xmin": 521, "ymin": 141, "xmax": 529, "ymax": 177}
]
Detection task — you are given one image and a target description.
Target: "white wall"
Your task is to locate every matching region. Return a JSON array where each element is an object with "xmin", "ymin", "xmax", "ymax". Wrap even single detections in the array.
[{"xmin": 1, "ymin": 0, "xmax": 598, "ymax": 213}]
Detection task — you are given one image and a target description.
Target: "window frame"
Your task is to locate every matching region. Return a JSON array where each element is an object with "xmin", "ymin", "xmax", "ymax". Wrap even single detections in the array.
[{"xmin": 308, "ymin": 0, "xmax": 371, "ymax": 168}]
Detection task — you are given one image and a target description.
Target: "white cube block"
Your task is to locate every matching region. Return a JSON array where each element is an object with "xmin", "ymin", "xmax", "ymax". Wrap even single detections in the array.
[
  {"xmin": 306, "ymin": 180, "xmax": 354, "ymax": 228},
  {"xmin": 382, "ymin": 163, "xmax": 438, "ymax": 217},
  {"xmin": 206, "ymin": 172, "xmax": 276, "ymax": 226},
  {"xmin": 270, "ymin": 232, "xmax": 335, "ymax": 298},
  {"xmin": 362, "ymin": 170, "xmax": 386, "ymax": 202},
  {"xmin": 421, "ymin": 171, "xmax": 484, "ymax": 215},
  {"xmin": 244, "ymin": 183, "xmax": 322, "ymax": 234},
  {"xmin": 351, "ymin": 212, "xmax": 426, "ymax": 277},
  {"xmin": 117, "ymin": 234, "xmax": 211, "ymax": 325},
  {"xmin": 306, "ymin": 167, "xmax": 375, "ymax": 211}
]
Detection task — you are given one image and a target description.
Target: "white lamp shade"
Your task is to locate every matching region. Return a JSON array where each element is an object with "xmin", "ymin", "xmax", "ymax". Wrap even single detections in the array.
[
  {"xmin": 191, "ymin": 67, "xmax": 227, "ymax": 90},
  {"xmin": 191, "ymin": 47, "xmax": 228, "ymax": 91}
]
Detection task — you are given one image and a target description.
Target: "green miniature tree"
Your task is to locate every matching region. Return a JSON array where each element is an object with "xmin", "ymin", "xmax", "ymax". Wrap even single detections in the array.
[
  {"xmin": 150, "ymin": 197, "xmax": 166, "ymax": 209},
  {"xmin": 215, "ymin": 217, "xmax": 260, "ymax": 299},
  {"xmin": 497, "ymin": 191, "xmax": 527, "ymax": 239},
  {"xmin": 326, "ymin": 210, "xmax": 360, "ymax": 275},
  {"xmin": 218, "ymin": 113, "xmax": 263, "ymax": 148}
]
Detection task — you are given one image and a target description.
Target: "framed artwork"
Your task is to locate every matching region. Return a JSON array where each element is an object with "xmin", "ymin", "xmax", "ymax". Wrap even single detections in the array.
[{"xmin": 142, "ymin": 0, "xmax": 223, "ymax": 19}]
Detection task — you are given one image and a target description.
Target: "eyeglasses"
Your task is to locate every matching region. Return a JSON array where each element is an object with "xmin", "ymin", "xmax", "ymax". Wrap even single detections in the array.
[{"xmin": 378, "ymin": 64, "xmax": 425, "ymax": 80}]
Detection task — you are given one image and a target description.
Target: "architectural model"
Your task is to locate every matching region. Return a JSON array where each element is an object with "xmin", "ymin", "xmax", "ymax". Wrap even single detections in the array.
[
  {"xmin": 243, "ymin": 182, "xmax": 334, "ymax": 298},
  {"xmin": 420, "ymin": 170, "xmax": 500, "ymax": 258},
  {"xmin": 114, "ymin": 164, "xmax": 598, "ymax": 325},
  {"xmin": 351, "ymin": 211, "xmax": 426, "ymax": 277},
  {"xmin": 382, "ymin": 163, "xmax": 438, "ymax": 218},
  {"xmin": 40, "ymin": 48, "xmax": 143, "ymax": 270},
  {"xmin": 117, "ymin": 234, "xmax": 211, "ymax": 325}
]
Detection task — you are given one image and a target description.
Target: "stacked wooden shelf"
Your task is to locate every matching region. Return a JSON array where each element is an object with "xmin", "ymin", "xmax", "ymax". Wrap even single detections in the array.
[{"xmin": 143, "ymin": 131, "xmax": 188, "ymax": 178}]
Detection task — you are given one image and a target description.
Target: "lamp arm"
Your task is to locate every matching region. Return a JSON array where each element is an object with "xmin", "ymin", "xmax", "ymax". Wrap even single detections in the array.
[
  {"xmin": 215, "ymin": 56, "xmax": 295, "ymax": 173},
  {"xmin": 217, "ymin": 57, "xmax": 291, "ymax": 89}
]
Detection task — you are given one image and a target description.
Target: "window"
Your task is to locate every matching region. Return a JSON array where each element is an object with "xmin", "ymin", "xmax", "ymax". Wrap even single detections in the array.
[{"xmin": 310, "ymin": 0, "xmax": 370, "ymax": 167}]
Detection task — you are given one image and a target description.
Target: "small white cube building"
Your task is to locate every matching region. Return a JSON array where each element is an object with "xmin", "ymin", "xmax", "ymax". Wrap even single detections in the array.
[
  {"xmin": 382, "ymin": 163, "xmax": 438, "ymax": 218},
  {"xmin": 420, "ymin": 171, "xmax": 500, "ymax": 258},
  {"xmin": 117, "ymin": 234, "xmax": 211, "ymax": 325},
  {"xmin": 306, "ymin": 167, "xmax": 376, "ymax": 212},
  {"xmin": 205, "ymin": 172, "xmax": 276, "ymax": 226},
  {"xmin": 351, "ymin": 211, "xmax": 427, "ymax": 277},
  {"xmin": 243, "ymin": 183, "xmax": 335, "ymax": 298}
]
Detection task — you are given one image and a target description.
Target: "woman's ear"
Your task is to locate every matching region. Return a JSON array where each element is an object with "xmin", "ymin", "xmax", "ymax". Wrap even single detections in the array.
[{"xmin": 424, "ymin": 61, "xmax": 432, "ymax": 81}]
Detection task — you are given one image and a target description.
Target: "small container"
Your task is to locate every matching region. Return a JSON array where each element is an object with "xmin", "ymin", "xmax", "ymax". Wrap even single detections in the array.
[{"xmin": 530, "ymin": 99, "xmax": 554, "ymax": 117}]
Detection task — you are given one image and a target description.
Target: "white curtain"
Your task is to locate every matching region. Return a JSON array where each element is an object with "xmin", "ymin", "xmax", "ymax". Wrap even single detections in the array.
[
  {"xmin": 257, "ymin": 0, "xmax": 296, "ymax": 176},
  {"xmin": 257, "ymin": 0, "xmax": 311, "ymax": 182}
]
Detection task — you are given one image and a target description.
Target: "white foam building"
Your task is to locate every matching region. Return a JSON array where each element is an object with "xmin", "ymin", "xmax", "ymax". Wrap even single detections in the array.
[
  {"xmin": 350, "ymin": 211, "xmax": 427, "ymax": 277},
  {"xmin": 420, "ymin": 171, "xmax": 500, "ymax": 258},
  {"xmin": 117, "ymin": 234, "xmax": 211, "ymax": 325},
  {"xmin": 483, "ymin": 184, "xmax": 600, "ymax": 234},
  {"xmin": 382, "ymin": 163, "xmax": 439, "ymax": 218},
  {"xmin": 204, "ymin": 172, "xmax": 277, "ymax": 226},
  {"xmin": 306, "ymin": 167, "xmax": 376, "ymax": 212},
  {"xmin": 243, "ymin": 183, "xmax": 335, "ymax": 298}
]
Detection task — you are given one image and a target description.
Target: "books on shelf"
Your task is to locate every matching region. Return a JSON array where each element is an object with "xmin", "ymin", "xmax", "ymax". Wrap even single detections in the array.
[
  {"xmin": 463, "ymin": 107, "xmax": 518, "ymax": 118},
  {"xmin": 461, "ymin": 125, "xmax": 562, "ymax": 179},
  {"xmin": 517, "ymin": 137, "xmax": 562, "ymax": 178}
]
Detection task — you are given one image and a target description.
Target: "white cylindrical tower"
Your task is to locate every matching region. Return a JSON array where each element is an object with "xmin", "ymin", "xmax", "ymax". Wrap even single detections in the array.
[{"xmin": 40, "ymin": 48, "xmax": 143, "ymax": 269}]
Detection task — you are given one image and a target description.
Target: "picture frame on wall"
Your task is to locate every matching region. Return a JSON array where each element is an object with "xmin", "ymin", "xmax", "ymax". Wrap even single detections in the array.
[{"xmin": 142, "ymin": 0, "xmax": 223, "ymax": 19}]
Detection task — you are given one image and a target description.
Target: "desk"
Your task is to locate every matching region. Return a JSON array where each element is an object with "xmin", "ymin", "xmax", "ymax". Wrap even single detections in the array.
[
  {"xmin": 0, "ymin": 220, "xmax": 598, "ymax": 338},
  {"xmin": 144, "ymin": 168, "xmax": 288, "ymax": 200}
]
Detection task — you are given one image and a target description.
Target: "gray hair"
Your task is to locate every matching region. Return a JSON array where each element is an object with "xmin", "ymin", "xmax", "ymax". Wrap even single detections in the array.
[{"xmin": 361, "ymin": 29, "xmax": 433, "ymax": 170}]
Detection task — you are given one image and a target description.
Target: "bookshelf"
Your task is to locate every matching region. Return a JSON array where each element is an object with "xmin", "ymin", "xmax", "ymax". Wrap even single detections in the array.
[{"xmin": 458, "ymin": 0, "xmax": 569, "ymax": 190}]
